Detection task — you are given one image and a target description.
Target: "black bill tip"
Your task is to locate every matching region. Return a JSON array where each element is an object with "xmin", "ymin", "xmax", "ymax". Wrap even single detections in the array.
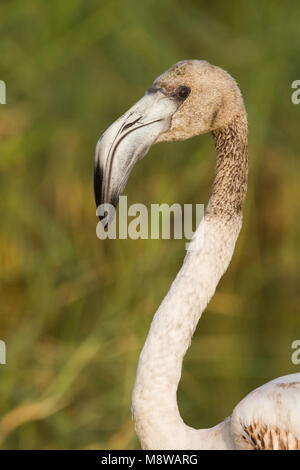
[
  {"xmin": 94, "ymin": 161, "xmax": 103, "ymax": 218},
  {"xmin": 94, "ymin": 161, "xmax": 120, "ymax": 225}
]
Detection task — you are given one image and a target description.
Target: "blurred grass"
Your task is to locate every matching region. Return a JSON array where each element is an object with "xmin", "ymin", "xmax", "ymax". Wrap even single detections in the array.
[{"xmin": 0, "ymin": 0, "xmax": 299, "ymax": 449}]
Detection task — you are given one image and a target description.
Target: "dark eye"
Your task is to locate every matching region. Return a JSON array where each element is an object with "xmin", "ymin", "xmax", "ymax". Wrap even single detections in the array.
[{"xmin": 176, "ymin": 85, "xmax": 191, "ymax": 100}]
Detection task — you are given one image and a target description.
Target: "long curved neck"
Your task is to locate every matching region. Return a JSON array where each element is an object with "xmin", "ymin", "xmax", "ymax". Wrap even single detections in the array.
[{"xmin": 131, "ymin": 112, "xmax": 248, "ymax": 450}]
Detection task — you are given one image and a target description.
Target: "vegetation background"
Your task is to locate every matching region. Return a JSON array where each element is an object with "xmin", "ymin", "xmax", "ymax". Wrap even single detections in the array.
[{"xmin": 0, "ymin": 0, "xmax": 299, "ymax": 449}]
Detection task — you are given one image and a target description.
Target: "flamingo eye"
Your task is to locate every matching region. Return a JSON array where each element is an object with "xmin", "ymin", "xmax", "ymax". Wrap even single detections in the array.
[{"xmin": 176, "ymin": 85, "xmax": 191, "ymax": 100}]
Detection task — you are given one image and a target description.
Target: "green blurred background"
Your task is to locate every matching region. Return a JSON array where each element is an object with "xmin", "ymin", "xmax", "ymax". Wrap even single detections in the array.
[{"xmin": 0, "ymin": 0, "xmax": 299, "ymax": 449}]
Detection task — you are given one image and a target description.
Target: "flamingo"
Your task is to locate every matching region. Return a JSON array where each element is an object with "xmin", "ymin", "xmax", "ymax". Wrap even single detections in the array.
[{"xmin": 94, "ymin": 60, "xmax": 300, "ymax": 450}]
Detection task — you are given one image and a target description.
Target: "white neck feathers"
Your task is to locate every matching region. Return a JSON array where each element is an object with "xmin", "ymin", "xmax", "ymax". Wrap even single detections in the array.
[{"xmin": 131, "ymin": 214, "xmax": 242, "ymax": 449}]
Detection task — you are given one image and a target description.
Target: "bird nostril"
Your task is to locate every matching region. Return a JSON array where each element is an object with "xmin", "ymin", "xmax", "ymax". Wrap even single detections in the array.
[{"xmin": 147, "ymin": 86, "xmax": 162, "ymax": 94}]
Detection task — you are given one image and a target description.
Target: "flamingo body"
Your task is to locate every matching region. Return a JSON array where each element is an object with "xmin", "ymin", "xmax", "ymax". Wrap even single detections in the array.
[{"xmin": 94, "ymin": 60, "xmax": 300, "ymax": 450}]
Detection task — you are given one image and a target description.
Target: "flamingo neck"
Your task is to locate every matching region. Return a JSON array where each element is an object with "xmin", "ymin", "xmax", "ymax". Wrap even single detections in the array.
[{"xmin": 131, "ymin": 113, "xmax": 248, "ymax": 449}]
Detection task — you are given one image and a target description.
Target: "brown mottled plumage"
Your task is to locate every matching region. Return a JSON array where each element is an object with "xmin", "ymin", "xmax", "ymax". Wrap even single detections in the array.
[
  {"xmin": 208, "ymin": 114, "xmax": 248, "ymax": 218},
  {"xmin": 155, "ymin": 60, "xmax": 248, "ymax": 219},
  {"xmin": 156, "ymin": 60, "xmax": 245, "ymax": 142},
  {"xmin": 231, "ymin": 377, "xmax": 300, "ymax": 450},
  {"xmin": 241, "ymin": 423, "xmax": 300, "ymax": 450}
]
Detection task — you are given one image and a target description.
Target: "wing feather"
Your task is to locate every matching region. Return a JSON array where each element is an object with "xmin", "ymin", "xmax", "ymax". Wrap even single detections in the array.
[{"xmin": 230, "ymin": 374, "xmax": 300, "ymax": 450}]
